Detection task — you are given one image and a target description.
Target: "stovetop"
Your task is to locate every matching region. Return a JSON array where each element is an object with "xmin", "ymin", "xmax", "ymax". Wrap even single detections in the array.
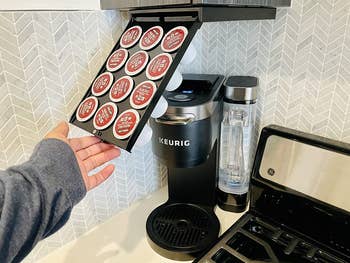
[
  {"xmin": 195, "ymin": 125, "xmax": 349, "ymax": 263},
  {"xmin": 195, "ymin": 213, "xmax": 348, "ymax": 263}
]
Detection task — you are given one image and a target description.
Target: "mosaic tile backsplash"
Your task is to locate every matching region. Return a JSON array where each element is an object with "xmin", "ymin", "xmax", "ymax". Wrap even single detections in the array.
[
  {"xmin": 0, "ymin": 0, "xmax": 349, "ymax": 261},
  {"xmin": 184, "ymin": 0, "xmax": 350, "ymax": 142}
]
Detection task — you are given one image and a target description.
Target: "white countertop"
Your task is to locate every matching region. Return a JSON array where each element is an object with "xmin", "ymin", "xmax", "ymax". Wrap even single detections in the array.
[{"xmin": 38, "ymin": 187, "xmax": 244, "ymax": 263}]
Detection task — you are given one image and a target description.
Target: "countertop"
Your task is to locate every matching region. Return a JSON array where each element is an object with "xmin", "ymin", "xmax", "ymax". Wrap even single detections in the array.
[{"xmin": 38, "ymin": 187, "xmax": 244, "ymax": 263}]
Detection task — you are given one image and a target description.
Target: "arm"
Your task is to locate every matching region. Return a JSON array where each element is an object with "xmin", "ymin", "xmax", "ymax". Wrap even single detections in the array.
[{"xmin": 0, "ymin": 122, "xmax": 120, "ymax": 263}]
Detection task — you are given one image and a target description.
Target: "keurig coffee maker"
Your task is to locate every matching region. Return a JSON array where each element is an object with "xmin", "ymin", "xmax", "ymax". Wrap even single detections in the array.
[{"xmin": 147, "ymin": 74, "xmax": 225, "ymax": 260}]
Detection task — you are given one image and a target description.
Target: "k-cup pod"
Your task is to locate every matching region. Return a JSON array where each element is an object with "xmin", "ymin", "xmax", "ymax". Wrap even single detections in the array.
[
  {"xmin": 161, "ymin": 26, "xmax": 188, "ymax": 53},
  {"xmin": 139, "ymin": 26, "xmax": 164, "ymax": 51},
  {"xmin": 166, "ymin": 70, "xmax": 183, "ymax": 91},
  {"xmin": 91, "ymin": 72, "xmax": 114, "ymax": 97},
  {"xmin": 76, "ymin": 96, "xmax": 99, "ymax": 122},
  {"xmin": 120, "ymin": 26, "xmax": 142, "ymax": 49},
  {"xmin": 130, "ymin": 80, "xmax": 157, "ymax": 110},
  {"xmin": 109, "ymin": 76, "xmax": 134, "ymax": 103},
  {"xmin": 146, "ymin": 53, "xmax": 173, "ymax": 81},
  {"xmin": 106, "ymin": 49, "xmax": 128, "ymax": 72},
  {"xmin": 134, "ymin": 124, "xmax": 153, "ymax": 147},
  {"xmin": 113, "ymin": 109, "xmax": 140, "ymax": 140},
  {"xmin": 93, "ymin": 102, "xmax": 118, "ymax": 130},
  {"xmin": 151, "ymin": 96, "xmax": 168, "ymax": 119},
  {"xmin": 125, "ymin": 51, "xmax": 149, "ymax": 76},
  {"xmin": 180, "ymin": 43, "xmax": 197, "ymax": 65}
]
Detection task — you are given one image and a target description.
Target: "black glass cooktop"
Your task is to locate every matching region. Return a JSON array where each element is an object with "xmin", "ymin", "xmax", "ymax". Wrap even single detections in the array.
[
  {"xmin": 195, "ymin": 214, "xmax": 348, "ymax": 263},
  {"xmin": 195, "ymin": 126, "xmax": 350, "ymax": 263}
]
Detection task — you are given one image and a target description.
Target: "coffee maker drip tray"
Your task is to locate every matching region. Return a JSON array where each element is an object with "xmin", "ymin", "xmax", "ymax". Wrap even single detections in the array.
[{"xmin": 146, "ymin": 203, "xmax": 220, "ymax": 261}]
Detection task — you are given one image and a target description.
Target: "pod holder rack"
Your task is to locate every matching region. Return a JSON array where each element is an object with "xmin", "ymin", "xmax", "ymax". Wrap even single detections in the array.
[
  {"xmin": 70, "ymin": 13, "xmax": 201, "ymax": 152},
  {"xmin": 70, "ymin": 6, "xmax": 277, "ymax": 152}
]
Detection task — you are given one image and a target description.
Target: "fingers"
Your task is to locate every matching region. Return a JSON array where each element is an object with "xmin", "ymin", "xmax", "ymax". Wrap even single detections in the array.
[
  {"xmin": 76, "ymin": 142, "xmax": 115, "ymax": 161},
  {"xmin": 84, "ymin": 148, "xmax": 121, "ymax": 172},
  {"xmin": 69, "ymin": 136, "xmax": 101, "ymax": 151},
  {"xmin": 86, "ymin": 164, "xmax": 115, "ymax": 190},
  {"xmin": 55, "ymin": 121, "xmax": 69, "ymax": 137},
  {"xmin": 45, "ymin": 121, "xmax": 69, "ymax": 139}
]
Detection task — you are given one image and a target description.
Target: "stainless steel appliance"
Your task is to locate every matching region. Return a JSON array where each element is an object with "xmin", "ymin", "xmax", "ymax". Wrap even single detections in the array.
[{"xmin": 195, "ymin": 125, "xmax": 350, "ymax": 263}]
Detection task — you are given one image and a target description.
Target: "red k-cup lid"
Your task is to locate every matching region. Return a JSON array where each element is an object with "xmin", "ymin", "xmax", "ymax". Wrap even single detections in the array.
[
  {"xmin": 91, "ymin": 72, "xmax": 114, "ymax": 96},
  {"xmin": 93, "ymin": 102, "xmax": 118, "ymax": 130},
  {"xmin": 113, "ymin": 109, "xmax": 140, "ymax": 140},
  {"xmin": 130, "ymin": 80, "xmax": 157, "ymax": 109},
  {"xmin": 120, "ymin": 26, "xmax": 142, "ymax": 49},
  {"xmin": 146, "ymin": 53, "xmax": 173, "ymax": 81},
  {"xmin": 139, "ymin": 26, "xmax": 164, "ymax": 51},
  {"xmin": 76, "ymin": 96, "xmax": 98, "ymax": 122},
  {"xmin": 106, "ymin": 48, "xmax": 128, "ymax": 72},
  {"xmin": 109, "ymin": 76, "xmax": 134, "ymax": 102},
  {"xmin": 125, "ymin": 51, "xmax": 149, "ymax": 76},
  {"xmin": 161, "ymin": 26, "xmax": 188, "ymax": 53}
]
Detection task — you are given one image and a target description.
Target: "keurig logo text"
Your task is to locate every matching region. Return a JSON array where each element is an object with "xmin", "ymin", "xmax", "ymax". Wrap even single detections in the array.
[{"xmin": 158, "ymin": 137, "xmax": 190, "ymax": 147}]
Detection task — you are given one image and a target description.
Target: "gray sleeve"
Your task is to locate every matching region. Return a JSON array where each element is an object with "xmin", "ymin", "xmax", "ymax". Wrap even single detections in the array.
[{"xmin": 0, "ymin": 138, "xmax": 87, "ymax": 263}]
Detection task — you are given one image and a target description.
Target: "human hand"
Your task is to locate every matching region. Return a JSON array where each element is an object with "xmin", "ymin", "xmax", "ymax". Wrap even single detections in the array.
[{"xmin": 45, "ymin": 122, "xmax": 121, "ymax": 191}]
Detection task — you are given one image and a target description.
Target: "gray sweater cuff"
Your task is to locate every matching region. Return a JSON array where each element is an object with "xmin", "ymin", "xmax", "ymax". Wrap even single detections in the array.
[{"xmin": 30, "ymin": 138, "xmax": 87, "ymax": 206}]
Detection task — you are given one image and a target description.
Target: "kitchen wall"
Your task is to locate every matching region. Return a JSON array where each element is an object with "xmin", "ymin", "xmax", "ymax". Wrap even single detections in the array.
[
  {"xmin": 187, "ymin": 0, "xmax": 350, "ymax": 142},
  {"xmin": 0, "ymin": 0, "xmax": 349, "ymax": 261}
]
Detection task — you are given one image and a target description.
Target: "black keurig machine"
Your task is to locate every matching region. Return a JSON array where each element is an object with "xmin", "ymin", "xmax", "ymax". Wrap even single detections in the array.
[{"xmin": 147, "ymin": 74, "xmax": 225, "ymax": 260}]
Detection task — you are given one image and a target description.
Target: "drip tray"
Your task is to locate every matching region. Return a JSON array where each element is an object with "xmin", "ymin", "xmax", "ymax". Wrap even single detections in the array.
[{"xmin": 146, "ymin": 203, "xmax": 220, "ymax": 261}]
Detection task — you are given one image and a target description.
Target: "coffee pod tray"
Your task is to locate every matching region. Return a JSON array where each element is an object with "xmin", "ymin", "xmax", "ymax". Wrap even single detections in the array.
[{"xmin": 70, "ymin": 14, "xmax": 201, "ymax": 151}]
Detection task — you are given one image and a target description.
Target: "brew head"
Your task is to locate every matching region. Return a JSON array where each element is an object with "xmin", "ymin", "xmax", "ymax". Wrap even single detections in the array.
[{"xmin": 151, "ymin": 74, "xmax": 225, "ymax": 168}]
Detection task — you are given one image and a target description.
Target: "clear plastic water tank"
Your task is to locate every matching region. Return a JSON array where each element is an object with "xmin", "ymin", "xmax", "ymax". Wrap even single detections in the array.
[{"xmin": 218, "ymin": 76, "xmax": 258, "ymax": 212}]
